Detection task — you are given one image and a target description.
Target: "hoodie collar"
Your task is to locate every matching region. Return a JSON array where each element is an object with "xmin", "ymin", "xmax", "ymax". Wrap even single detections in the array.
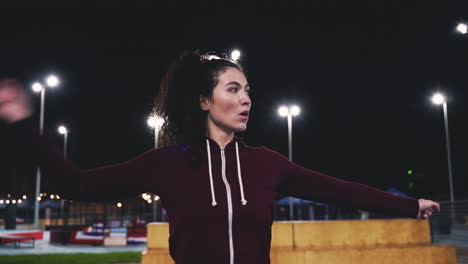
[{"xmin": 205, "ymin": 136, "xmax": 248, "ymax": 151}]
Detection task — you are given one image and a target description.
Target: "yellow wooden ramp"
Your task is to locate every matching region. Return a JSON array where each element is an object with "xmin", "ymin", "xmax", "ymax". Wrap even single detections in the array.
[{"xmin": 142, "ymin": 219, "xmax": 456, "ymax": 264}]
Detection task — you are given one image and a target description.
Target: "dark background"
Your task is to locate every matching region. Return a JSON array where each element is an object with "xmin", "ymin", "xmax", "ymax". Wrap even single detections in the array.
[{"xmin": 0, "ymin": 1, "xmax": 467, "ymax": 201}]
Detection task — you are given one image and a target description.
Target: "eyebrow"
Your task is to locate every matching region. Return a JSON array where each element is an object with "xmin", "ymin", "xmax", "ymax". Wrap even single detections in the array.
[{"xmin": 225, "ymin": 81, "xmax": 250, "ymax": 89}]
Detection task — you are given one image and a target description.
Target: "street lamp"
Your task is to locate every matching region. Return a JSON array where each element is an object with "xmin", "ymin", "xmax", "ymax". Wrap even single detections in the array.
[
  {"xmin": 277, "ymin": 104, "xmax": 301, "ymax": 220},
  {"xmin": 58, "ymin": 125, "xmax": 69, "ymax": 158},
  {"xmin": 147, "ymin": 115, "xmax": 164, "ymax": 222},
  {"xmin": 57, "ymin": 123, "xmax": 68, "ymax": 224},
  {"xmin": 431, "ymin": 93, "xmax": 455, "ymax": 204},
  {"xmin": 31, "ymin": 74, "xmax": 60, "ymax": 230}
]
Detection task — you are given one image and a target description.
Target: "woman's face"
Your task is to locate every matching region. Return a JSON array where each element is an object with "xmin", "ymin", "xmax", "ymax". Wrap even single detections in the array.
[{"xmin": 201, "ymin": 67, "xmax": 251, "ymax": 134}]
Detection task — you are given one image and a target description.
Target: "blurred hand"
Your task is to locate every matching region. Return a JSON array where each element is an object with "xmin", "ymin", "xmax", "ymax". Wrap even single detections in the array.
[
  {"xmin": 0, "ymin": 79, "xmax": 32, "ymax": 124},
  {"xmin": 417, "ymin": 199, "xmax": 440, "ymax": 219}
]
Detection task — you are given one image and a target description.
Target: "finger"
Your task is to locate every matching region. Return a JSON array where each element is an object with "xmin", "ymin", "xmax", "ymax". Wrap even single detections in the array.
[{"xmin": 434, "ymin": 202, "xmax": 441, "ymax": 212}]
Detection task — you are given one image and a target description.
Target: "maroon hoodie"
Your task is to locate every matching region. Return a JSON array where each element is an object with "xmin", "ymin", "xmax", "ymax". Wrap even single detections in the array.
[{"xmin": 9, "ymin": 119, "xmax": 419, "ymax": 264}]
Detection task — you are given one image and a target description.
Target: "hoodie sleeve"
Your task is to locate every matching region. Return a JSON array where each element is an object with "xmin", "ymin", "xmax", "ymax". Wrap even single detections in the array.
[
  {"xmin": 269, "ymin": 149, "xmax": 419, "ymax": 218},
  {"xmin": 7, "ymin": 117, "xmax": 165, "ymax": 201}
]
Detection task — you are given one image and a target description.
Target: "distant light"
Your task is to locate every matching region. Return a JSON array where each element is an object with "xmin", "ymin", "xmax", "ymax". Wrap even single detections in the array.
[
  {"xmin": 0, "ymin": 200, "xmax": 3, "ymax": 204},
  {"xmin": 431, "ymin": 93, "xmax": 445, "ymax": 105},
  {"xmin": 457, "ymin": 23, "xmax": 467, "ymax": 34},
  {"xmin": 46, "ymin": 75, "xmax": 60, "ymax": 87},
  {"xmin": 7, "ymin": 194, "xmax": 11, "ymax": 198},
  {"xmin": 231, "ymin": 50, "xmax": 241, "ymax": 61},
  {"xmin": 117, "ymin": 202, "xmax": 122, "ymax": 208},
  {"xmin": 6, "ymin": 200, "xmax": 10, "ymax": 204},
  {"xmin": 408, "ymin": 170, "xmax": 413, "ymax": 175},
  {"xmin": 12, "ymin": 200, "xmax": 16, "ymax": 204},
  {"xmin": 18, "ymin": 199, "xmax": 22, "ymax": 204},
  {"xmin": 56, "ymin": 195, "xmax": 60, "ymax": 199},
  {"xmin": 155, "ymin": 195, "xmax": 160, "ymax": 201},
  {"xmin": 22, "ymin": 195, "xmax": 27, "ymax": 199},
  {"xmin": 32, "ymin": 82, "xmax": 43, "ymax": 93},
  {"xmin": 37, "ymin": 197, "xmax": 41, "ymax": 201},
  {"xmin": 278, "ymin": 106, "xmax": 289, "ymax": 117},
  {"xmin": 147, "ymin": 116, "xmax": 164, "ymax": 128},
  {"xmin": 147, "ymin": 199, "xmax": 152, "ymax": 204},
  {"xmin": 50, "ymin": 195, "xmax": 55, "ymax": 199},
  {"xmin": 141, "ymin": 193, "xmax": 153, "ymax": 200},
  {"xmin": 58, "ymin": 125, "xmax": 68, "ymax": 134},
  {"xmin": 290, "ymin": 105, "xmax": 301, "ymax": 116}
]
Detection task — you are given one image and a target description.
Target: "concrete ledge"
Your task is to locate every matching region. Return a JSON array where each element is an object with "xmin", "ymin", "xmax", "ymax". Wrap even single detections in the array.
[
  {"xmin": 270, "ymin": 245, "xmax": 456, "ymax": 264},
  {"xmin": 291, "ymin": 219, "xmax": 431, "ymax": 248},
  {"xmin": 143, "ymin": 220, "xmax": 457, "ymax": 264}
]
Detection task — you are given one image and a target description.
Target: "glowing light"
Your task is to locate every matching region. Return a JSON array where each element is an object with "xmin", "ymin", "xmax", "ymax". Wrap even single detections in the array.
[
  {"xmin": 22, "ymin": 195, "xmax": 27, "ymax": 199},
  {"xmin": 278, "ymin": 106, "xmax": 289, "ymax": 117},
  {"xmin": 50, "ymin": 195, "xmax": 55, "ymax": 199},
  {"xmin": 431, "ymin": 93, "xmax": 445, "ymax": 105},
  {"xmin": 457, "ymin": 23, "xmax": 467, "ymax": 34},
  {"xmin": 0, "ymin": 200, "xmax": 3, "ymax": 204},
  {"xmin": 37, "ymin": 197, "xmax": 41, "ymax": 201},
  {"xmin": 12, "ymin": 200, "xmax": 16, "ymax": 204},
  {"xmin": 147, "ymin": 116, "xmax": 164, "ymax": 128},
  {"xmin": 117, "ymin": 202, "xmax": 122, "ymax": 208},
  {"xmin": 154, "ymin": 195, "xmax": 160, "ymax": 201},
  {"xmin": 290, "ymin": 105, "xmax": 301, "ymax": 116},
  {"xmin": 58, "ymin": 125, "xmax": 68, "ymax": 134},
  {"xmin": 231, "ymin": 50, "xmax": 241, "ymax": 61},
  {"xmin": 32, "ymin": 82, "xmax": 43, "ymax": 93},
  {"xmin": 56, "ymin": 195, "xmax": 60, "ymax": 199},
  {"xmin": 18, "ymin": 199, "xmax": 22, "ymax": 204},
  {"xmin": 6, "ymin": 200, "xmax": 10, "ymax": 204},
  {"xmin": 147, "ymin": 199, "xmax": 152, "ymax": 204},
  {"xmin": 46, "ymin": 75, "xmax": 59, "ymax": 87}
]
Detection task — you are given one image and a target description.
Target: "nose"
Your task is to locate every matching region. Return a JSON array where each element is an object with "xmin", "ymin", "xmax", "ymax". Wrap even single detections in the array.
[{"xmin": 241, "ymin": 91, "xmax": 251, "ymax": 107}]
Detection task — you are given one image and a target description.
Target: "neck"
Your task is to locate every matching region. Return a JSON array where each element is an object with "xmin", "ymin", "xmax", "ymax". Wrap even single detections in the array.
[{"xmin": 206, "ymin": 121, "xmax": 235, "ymax": 148}]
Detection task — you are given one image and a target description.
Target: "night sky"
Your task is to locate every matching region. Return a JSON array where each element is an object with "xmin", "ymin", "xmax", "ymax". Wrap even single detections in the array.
[{"xmin": 1, "ymin": 2, "xmax": 467, "ymax": 201}]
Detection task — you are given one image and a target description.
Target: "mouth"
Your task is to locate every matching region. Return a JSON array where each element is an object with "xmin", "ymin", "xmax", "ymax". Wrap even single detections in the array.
[{"xmin": 239, "ymin": 110, "xmax": 250, "ymax": 120}]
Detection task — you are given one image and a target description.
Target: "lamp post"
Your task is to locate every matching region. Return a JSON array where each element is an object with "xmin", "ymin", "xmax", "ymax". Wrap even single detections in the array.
[
  {"xmin": 147, "ymin": 115, "xmax": 164, "ymax": 149},
  {"xmin": 147, "ymin": 115, "xmax": 164, "ymax": 221},
  {"xmin": 58, "ymin": 125, "xmax": 68, "ymax": 158},
  {"xmin": 31, "ymin": 74, "xmax": 60, "ymax": 230},
  {"xmin": 278, "ymin": 105, "xmax": 301, "ymax": 220},
  {"xmin": 431, "ymin": 93, "xmax": 455, "ymax": 202},
  {"xmin": 58, "ymin": 125, "xmax": 68, "ymax": 223}
]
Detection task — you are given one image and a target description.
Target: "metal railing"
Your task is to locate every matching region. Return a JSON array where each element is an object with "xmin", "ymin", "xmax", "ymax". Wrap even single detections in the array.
[{"xmin": 430, "ymin": 200, "xmax": 468, "ymax": 248}]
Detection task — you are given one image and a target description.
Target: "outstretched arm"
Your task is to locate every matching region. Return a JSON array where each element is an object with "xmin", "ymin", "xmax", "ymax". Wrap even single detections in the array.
[
  {"xmin": 273, "ymin": 150, "xmax": 438, "ymax": 218},
  {"xmin": 1, "ymin": 79, "xmax": 164, "ymax": 201}
]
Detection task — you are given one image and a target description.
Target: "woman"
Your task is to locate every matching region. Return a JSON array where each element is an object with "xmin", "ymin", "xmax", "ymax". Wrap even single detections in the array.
[{"xmin": 0, "ymin": 51, "xmax": 440, "ymax": 264}]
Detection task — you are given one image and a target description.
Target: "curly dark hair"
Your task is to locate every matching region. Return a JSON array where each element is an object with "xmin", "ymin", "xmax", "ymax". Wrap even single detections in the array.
[{"xmin": 154, "ymin": 50, "xmax": 245, "ymax": 164}]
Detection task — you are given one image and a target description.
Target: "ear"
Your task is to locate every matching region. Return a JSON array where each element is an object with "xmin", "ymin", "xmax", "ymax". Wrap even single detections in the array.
[{"xmin": 200, "ymin": 96, "xmax": 210, "ymax": 111}]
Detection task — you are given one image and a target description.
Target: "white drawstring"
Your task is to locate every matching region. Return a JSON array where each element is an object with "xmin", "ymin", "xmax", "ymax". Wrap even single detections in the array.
[
  {"xmin": 206, "ymin": 139, "xmax": 248, "ymax": 207},
  {"xmin": 235, "ymin": 142, "xmax": 248, "ymax": 206},
  {"xmin": 206, "ymin": 139, "xmax": 217, "ymax": 207}
]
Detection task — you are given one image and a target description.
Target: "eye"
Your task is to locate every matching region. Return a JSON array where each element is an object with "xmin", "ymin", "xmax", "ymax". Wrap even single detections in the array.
[{"xmin": 228, "ymin": 87, "xmax": 238, "ymax": 93}]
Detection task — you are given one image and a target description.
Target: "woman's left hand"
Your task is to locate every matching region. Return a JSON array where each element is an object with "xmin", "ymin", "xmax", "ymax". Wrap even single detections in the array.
[{"xmin": 417, "ymin": 199, "xmax": 440, "ymax": 219}]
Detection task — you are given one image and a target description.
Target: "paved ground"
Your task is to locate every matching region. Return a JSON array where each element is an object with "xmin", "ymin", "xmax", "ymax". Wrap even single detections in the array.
[
  {"xmin": 0, "ymin": 231, "xmax": 146, "ymax": 255},
  {"xmin": 1, "ymin": 231, "xmax": 466, "ymax": 263}
]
